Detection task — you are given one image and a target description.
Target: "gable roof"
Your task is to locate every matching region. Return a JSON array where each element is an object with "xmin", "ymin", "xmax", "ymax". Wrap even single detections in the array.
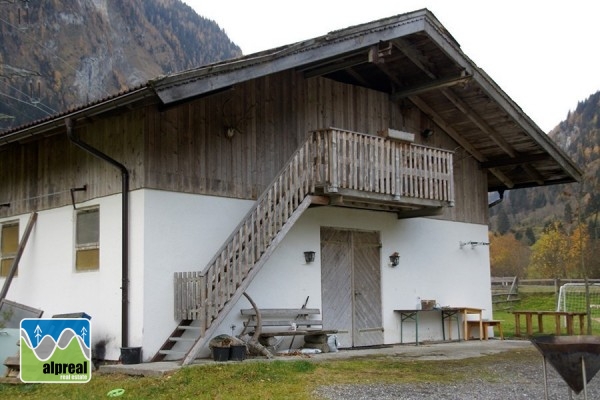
[{"xmin": 0, "ymin": 8, "xmax": 581, "ymax": 191}]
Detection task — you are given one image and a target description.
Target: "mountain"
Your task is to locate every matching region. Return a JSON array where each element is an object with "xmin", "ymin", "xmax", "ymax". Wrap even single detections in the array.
[{"xmin": 0, "ymin": 0, "xmax": 242, "ymax": 131}]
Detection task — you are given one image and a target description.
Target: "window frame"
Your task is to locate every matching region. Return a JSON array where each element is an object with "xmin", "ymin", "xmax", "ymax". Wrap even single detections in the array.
[
  {"xmin": 74, "ymin": 207, "xmax": 100, "ymax": 272},
  {"xmin": 0, "ymin": 221, "xmax": 19, "ymax": 277}
]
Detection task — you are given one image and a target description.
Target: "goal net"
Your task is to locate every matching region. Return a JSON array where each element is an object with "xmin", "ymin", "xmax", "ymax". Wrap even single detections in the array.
[{"xmin": 557, "ymin": 283, "xmax": 600, "ymax": 318}]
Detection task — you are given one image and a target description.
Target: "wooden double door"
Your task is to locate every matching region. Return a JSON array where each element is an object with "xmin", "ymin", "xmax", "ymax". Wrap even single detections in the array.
[{"xmin": 320, "ymin": 227, "xmax": 383, "ymax": 348}]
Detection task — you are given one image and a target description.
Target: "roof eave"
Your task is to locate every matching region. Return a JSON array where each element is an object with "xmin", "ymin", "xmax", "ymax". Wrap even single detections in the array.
[
  {"xmin": 0, "ymin": 87, "xmax": 154, "ymax": 146},
  {"xmin": 152, "ymin": 10, "xmax": 435, "ymax": 105},
  {"xmin": 421, "ymin": 18, "xmax": 583, "ymax": 184}
]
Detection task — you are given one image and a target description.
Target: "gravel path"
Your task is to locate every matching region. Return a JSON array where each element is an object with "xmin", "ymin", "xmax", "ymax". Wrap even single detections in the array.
[{"xmin": 313, "ymin": 349, "xmax": 600, "ymax": 399}]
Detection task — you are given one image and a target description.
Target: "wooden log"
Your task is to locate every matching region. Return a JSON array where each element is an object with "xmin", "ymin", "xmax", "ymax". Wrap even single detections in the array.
[{"xmin": 241, "ymin": 292, "xmax": 273, "ymax": 358}]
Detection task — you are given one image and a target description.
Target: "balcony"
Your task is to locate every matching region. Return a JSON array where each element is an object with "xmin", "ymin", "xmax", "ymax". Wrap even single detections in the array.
[{"xmin": 311, "ymin": 128, "xmax": 454, "ymax": 217}]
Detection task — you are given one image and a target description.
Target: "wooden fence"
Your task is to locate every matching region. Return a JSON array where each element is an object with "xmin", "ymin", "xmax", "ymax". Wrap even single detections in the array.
[{"xmin": 492, "ymin": 277, "xmax": 600, "ymax": 298}]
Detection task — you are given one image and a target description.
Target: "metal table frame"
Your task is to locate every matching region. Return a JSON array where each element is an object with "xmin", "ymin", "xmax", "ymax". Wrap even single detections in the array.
[{"xmin": 395, "ymin": 307, "xmax": 483, "ymax": 345}]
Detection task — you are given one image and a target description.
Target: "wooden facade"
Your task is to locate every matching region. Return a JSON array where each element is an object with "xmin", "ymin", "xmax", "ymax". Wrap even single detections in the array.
[{"xmin": 0, "ymin": 71, "xmax": 487, "ymax": 224}]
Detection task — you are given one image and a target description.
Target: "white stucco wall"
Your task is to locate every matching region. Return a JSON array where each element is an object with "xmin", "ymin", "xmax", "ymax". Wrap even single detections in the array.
[
  {"xmin": 0, "ymin": 195, "xmax": 123, "ymax": 360},
  {"xmin": 207, "ymin": 206, "xmax": 492, "ymax": 356},
  {"xmin": 139, "ymin": 189, "xmax": 253, "ymax": 360},
  {"xmin": 1, "ymin": 190, "xmax": 492, "ymax": 361},
  {"xmin": 0, "ymin": 190, "xmax": 254, "ymax": 362}
]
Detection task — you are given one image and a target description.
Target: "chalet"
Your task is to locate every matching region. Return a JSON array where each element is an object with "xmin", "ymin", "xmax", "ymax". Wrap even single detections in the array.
[{"xmin": 0, "ymin": 9, "xmax": 580, "ymax": 364}]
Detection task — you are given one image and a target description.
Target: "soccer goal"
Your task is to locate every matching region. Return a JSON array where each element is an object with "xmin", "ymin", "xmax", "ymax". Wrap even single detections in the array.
[{"xmin": 557, "ymin": 283, "xmax": 600, "ymax": 318}]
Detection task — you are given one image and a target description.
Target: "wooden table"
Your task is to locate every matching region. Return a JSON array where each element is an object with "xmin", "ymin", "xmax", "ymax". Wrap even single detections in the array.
[
  {"xmin": 454, "ymin": 307, "xmax": 484, "ymax": 341},
  {"xmin": 512, "ymin": 310, "xmax": 587, "ymax": 337},
  {"xmin": 394, "ymin": 307, "xmax": 483, "ymax": 345}
]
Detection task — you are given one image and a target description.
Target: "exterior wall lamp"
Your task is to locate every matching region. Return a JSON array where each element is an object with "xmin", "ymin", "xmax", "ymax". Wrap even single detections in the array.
[
  {"xmin": 304, "ymin": 251, "xmax": 316, "ymax": 263},
  {"xmin": 389, "ymin": 252, "xmax": 400, "ymax": 267}
]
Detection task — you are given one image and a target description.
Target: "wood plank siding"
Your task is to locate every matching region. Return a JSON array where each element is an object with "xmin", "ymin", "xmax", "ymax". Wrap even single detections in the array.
[
  {"xmin": 0, "ymin": 71, "xmax": 487, "ymax": 224},
  {"xmin": 0, "ymin": 108, "xmax": 145, "ymax": 215}
]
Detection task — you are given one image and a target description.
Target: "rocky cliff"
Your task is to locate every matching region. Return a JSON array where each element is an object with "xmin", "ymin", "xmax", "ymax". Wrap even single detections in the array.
[{"xmin": 0, "ymin": 0, "xmax": 241, "ymax": 130}]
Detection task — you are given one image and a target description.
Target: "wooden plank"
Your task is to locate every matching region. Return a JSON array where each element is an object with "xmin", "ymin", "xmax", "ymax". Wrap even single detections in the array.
[
  {"xmin": 257, "ymin": 329, "xmax": 338, "ymax": 337},
  {"xmin": 244, "ymin": 320, "xmax": 323, "ymax": 327},
  {"xmin": 240, "ymin": 308, "xmax": 320, "ymax": 316}
]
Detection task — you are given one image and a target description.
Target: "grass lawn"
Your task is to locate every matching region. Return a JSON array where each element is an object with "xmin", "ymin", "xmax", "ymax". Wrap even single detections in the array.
[
  {"xmin": 0, "ymin": 350, "xmax": 538, "ymax": 400},
  {"xmin": 492, "ymin": 292, "xmax": 600, "ymax": 338},
  {"xmin": 1, "ymin": 292, "xmax": 594, "ymax": 399}
]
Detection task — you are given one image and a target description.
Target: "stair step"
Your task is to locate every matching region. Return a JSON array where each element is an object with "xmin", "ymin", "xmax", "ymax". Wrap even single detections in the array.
[
  {"xmin": 177, "ymin": 325, "xmax": 201, "ymax": 330},
  {"xmin": 3, "ymin": 356, "xmax": 20, "ymax": 368},
  {"xmin": 169, "ymin": 337, "xmax": 196, "ymax": 342},
  {"xmin": 158, "ymin": 350, "xmax": 186, "ymax": 355}
]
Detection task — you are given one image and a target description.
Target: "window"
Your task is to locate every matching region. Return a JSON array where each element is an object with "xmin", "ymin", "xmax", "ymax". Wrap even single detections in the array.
[
  {"xmin": 75, "ymin": 208, "xmax": 99, "ymax": 271},
  {"xmin": 0, "ymin": 222, "xmax": 19, "ymax": 277}
]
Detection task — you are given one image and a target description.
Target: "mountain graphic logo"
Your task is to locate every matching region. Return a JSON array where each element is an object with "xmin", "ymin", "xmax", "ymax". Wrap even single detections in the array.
[{"xmin": 20, "ymin": 318, "xmax": 91, "ymax": 383}]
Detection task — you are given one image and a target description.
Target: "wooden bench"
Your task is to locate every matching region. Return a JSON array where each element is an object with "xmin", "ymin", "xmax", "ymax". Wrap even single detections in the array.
[
  {"xmin": 512, "ymin": 310, "xmax": 586, "ymax": 337},
  {"xmin": 240, "ymin": 308, "xmax": 337, "ymax": 348},
  {"xmin": 467, "ymin": 320, "xmax": 504, "ymax": 340}
]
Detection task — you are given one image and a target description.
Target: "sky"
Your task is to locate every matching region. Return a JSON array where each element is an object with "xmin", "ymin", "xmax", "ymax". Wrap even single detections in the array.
[{"xmin": 184, "ymin": 1, "xmax": 600, "ymax": 134}]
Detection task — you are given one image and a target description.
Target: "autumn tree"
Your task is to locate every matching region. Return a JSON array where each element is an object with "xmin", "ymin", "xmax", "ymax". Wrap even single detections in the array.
[
  {"xmin": 568, "ymin": 223, "xmax": 594, "ymax": 278},
  {"xmin": 489, "ymin": 233, "xmax": 530, "ymax": 277},
  {"xmin": 528, "ymin": 221, "xmax": 592, "ymax": 278}
]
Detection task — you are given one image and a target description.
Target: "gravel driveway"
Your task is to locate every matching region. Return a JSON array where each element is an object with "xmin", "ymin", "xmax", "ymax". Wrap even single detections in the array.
[{"xmin": 313, "ymin": 342, "xmax": 600, "ymax": 399}]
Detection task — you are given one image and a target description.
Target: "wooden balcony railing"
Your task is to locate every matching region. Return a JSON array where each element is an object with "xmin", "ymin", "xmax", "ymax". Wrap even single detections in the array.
[{"xmin": 312, "ymin": 128, "xmax": 454, "ymax": 204}]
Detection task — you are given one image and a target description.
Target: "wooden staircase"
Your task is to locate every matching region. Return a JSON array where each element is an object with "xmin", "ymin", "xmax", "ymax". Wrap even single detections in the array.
[
  {"xmin": 150, "ymin": 320, "xmax": 196, "ymax": 362},
  {"xmin": 153, "ymin": 128, "xmax": 455, "ymax": 365},
  {"xmin": 153, "ymin": 136, "xmax": 318, "ymax": 364}
]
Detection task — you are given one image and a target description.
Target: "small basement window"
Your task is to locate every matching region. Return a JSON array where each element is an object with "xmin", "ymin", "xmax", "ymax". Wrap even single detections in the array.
[
  {"xmin": 75, "ymin": 207, "xmax": 99, "ymax": 271},
  {"xmin": 0, "ymin": 222, "xmax": 19, "ymax": 277}
]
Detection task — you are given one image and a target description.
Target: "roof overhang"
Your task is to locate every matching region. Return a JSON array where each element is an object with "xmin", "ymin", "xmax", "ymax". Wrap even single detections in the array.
[
  {"xmin": 0, "ymin": 9, "xmax": 581, "ymax": 191},
  {"xmin": 149, "ymin": 8, "xmax": 581, "ymax": 191}
]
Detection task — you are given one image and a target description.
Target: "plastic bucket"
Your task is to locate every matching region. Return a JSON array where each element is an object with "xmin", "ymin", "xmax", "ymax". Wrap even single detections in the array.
[
  {"xmin": 229, "ymin": 345, "xmax": 246, "ymax": 361},
  {"xmin": 212, "ymin": 347, "xmax": 230, "ymax": 362},
  {"xmin": 120, "ymin": 347, "xmax": 142, "ymax": 365}
]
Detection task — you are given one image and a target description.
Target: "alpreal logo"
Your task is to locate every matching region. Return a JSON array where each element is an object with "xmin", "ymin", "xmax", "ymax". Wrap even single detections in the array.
[{"xmin": 20, "ymin": 318, "xmax": 91, "ymax": 383}]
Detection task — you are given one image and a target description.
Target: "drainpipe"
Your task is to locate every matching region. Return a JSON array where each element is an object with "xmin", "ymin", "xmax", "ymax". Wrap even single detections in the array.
[
  {"xmin": 488, "ymin": 189, "xmax": 505, "ymax": 208},
  {"xmin": 66, "ymin": 118, "xmax": 130, "ymax": 349}
]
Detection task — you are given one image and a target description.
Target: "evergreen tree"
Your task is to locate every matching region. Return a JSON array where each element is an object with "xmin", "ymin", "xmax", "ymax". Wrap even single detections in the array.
[
  {"xmin": 525, "ymin": 227, "xmax": 536, "ymax": 245},
  {"xmin": 564, "ymin": 202, "xmax": 573, "ymax": 225},
  {"xmin": 496, "ymin": 208, "xmax": 510, "ymax": 235}
]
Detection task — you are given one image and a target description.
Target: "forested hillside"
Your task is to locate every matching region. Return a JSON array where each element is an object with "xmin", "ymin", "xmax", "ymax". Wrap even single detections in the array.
[
  {"xmin": 0, "ymin": 0, "xmax": 241, "ymax": 131},
  {"xmin": 489, "ymin": 91, "xmax": 600, "ymax": 279}
]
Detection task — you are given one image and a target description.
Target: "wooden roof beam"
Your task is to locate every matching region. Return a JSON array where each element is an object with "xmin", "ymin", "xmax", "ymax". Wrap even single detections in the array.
[
  {"xmin": 391, "ymin": 37, "xmax": 516, "ymax": 190},
  {"xmin": 301, "ymin": 54, "xmax": 368, "ymax": 78},
  {"xmin": 391, "ymin": 37, "xmax": 437, "ymax": 79},
  {"xmin": 480, "ymin": 153, "xmax": 551, "ymax": 168},
  {"xmin": 409, "ymin": 95, "xmax": 515, "ymax": 189},
  {"xmin": 522, "ymin": 165, "xmax": 545, "ymax": 186},
  {"xmin": 345, "ymin": 67, "xmax": 373, "ymax": 87},
  {"xmin": 390, "ymin": 73, "xmax": 472, "ymax": 100},
  {"xmin": 441, "ymin": 88, "xmax": 516, "ymax": 158},
  {"xmin": 441, "ymin": 87, "xmax": 547, "ymax": 184}
]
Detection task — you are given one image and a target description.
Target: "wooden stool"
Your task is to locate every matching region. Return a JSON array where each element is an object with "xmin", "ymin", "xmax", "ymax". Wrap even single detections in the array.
[{"xmin": 467, "ymin": 320, "xmax": 504, "ymax": 340}]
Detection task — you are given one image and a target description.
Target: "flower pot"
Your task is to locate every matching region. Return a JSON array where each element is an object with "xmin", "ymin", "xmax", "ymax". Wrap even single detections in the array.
[
  {"xmin": 229, "ymin": 345, "xmax": 246, "ymax": 361},
  {"xmin": 212, "ymin": 347, "xmax": 230, "ymax": 362}
]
